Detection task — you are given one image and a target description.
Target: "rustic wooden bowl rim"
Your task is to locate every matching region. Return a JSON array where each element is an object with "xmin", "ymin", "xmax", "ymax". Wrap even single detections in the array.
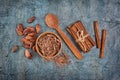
[{"xmin": 36, "ymin": 32, "xmax": 62, "ymax": 59}]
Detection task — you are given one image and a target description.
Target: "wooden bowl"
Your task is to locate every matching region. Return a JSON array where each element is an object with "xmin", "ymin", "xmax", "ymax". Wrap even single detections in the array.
[{"xmin": 36, "ymin": 32, "xmax": 62, "ymax": 59}]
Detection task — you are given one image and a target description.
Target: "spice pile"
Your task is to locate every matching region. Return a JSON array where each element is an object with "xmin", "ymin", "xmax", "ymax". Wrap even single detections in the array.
[{"xmin": 54, "ymin": 50, "xmax": 70, "ymax": 66}]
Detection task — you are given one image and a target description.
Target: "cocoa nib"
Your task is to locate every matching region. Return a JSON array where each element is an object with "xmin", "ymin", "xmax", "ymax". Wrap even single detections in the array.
[
  {"xmin": 25, "ymin": 49, "xmax": 33, "ymax": 59},
  {"xmin": 32, "ymin": 45, "xmax": 36, "ymax": 52},
  {"xmin": 27, "ymin": 16, "xmax": 36, "ymax": 23},
  {"xmin": 12, "ymin": 45, "xmax": 19, "ymax": 53},
  {"xmin": 27, "ymin": 32, "xmax": 36, "ymax": 37},
  {"xmin": 35, "ymin": 24, "xmax": 40, "ymax": 33},
  {"xmin": 17, "ymin": 23, "xmax": 24, "ymax": 32}
]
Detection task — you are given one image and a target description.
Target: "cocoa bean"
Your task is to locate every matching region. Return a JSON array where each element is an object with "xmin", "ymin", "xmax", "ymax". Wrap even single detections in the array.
[
  {"xmin": 27, "ymin": 16, "xmax": 36, "ymax": 23},
  {"xmin": 35, "ymin": 24, "xmax": 40, "ymax": 33},
  {"xmin": 25, "ymin": 49, "xmax": 33, "ymax": 59}
]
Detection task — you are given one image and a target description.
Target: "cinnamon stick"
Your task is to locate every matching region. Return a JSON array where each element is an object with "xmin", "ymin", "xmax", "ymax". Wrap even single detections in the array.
[
  {"xmin": 94, "ymin": 21, "xmax": 101, "ymax": 48},
  {"xmin": 99, "ymin": 29, "xmax": 107, "ymax": 58}
]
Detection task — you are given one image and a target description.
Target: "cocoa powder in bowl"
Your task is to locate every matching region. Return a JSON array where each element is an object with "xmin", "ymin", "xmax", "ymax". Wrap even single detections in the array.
[{"xmin": 36, "ymin": 32, "xmax": 62, "ymax": 59}]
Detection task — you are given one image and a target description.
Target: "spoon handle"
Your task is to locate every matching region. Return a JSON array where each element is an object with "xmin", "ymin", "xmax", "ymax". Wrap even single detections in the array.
[{"xmin": 56, "ymin": 26, "xmax": 83, "ymax": 60}]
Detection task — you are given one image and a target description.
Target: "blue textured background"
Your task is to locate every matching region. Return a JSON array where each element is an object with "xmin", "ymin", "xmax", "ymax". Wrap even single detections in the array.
[{"xmin": 0, "ymin": 0, "xmax": 120, "ymax": 80}]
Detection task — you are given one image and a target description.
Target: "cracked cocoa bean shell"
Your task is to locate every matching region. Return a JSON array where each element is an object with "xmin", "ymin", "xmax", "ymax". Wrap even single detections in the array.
[
  {"xmin": 27, "ymin": 32, "xmax": 36, "ymax": 37},
  {"xmin": 25, "ymin": 49, "xmax": 33, "ymax": 59},
  {"xmin": 35, "ymin": 24, "xmax": 40, "ymax": 33},
  {"xmin": 27, "ymin": 16, "xmax": 36, "ymax": 23},
  {"xmin": 12, "ymin": 45, "xmax": 19, "ymax": 53}
]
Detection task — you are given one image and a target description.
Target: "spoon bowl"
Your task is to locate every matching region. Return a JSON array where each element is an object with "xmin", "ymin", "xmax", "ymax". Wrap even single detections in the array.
[{"xmin": 45, "ymin": 13, "xmax": 59, "ymax": 29}]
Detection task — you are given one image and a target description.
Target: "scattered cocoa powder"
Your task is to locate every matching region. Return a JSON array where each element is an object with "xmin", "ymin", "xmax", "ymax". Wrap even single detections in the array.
[{"xmin": 54, "ymin": 50, "xmax": 70, "ymax": 66}]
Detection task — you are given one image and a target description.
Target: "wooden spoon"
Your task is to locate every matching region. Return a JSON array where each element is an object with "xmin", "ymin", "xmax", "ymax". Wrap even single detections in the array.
[{"xmin": 45, "ymin": 13, "xmax": 82, "ymax": 60}]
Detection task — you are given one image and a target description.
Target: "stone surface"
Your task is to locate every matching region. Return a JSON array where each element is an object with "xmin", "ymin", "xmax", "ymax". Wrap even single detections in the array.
[{"xmin": 0, "ymin": 0, "xmax": 120, "ymax": 80}]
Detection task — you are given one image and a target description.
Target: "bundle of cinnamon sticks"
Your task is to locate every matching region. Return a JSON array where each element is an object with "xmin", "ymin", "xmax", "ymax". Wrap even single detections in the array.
[
  {"xmin": 67, "ymin": 21, "xmax": 96, "ymax": 52},
  {"xmin": 67, "ymin": 20, "xmax": 107, "ymax": 58}
]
